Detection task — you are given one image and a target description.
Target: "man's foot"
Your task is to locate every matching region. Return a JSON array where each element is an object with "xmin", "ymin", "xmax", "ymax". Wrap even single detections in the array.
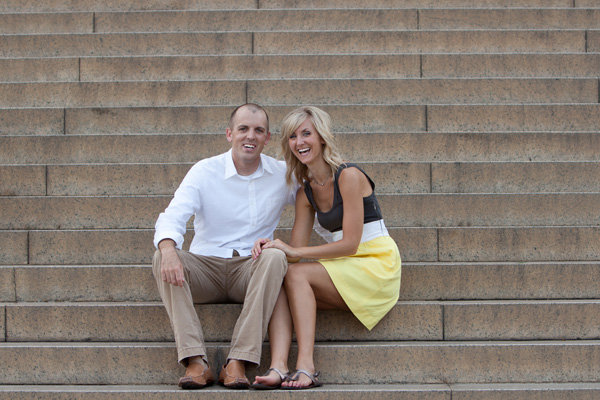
[
  {"xmin": 178, "ymin": 358, "xmax": 216, "ymax": 390},
  {"xmin": 218, "ymin": 359, "xmax": 250, "ymax": 389},
  {"xmin": 251, "ymin": 367, "xmax": 289, "ymax": 390},
  {"xmin": 281, "ymin": 369, "xmax": 322, "ymax": 390}
]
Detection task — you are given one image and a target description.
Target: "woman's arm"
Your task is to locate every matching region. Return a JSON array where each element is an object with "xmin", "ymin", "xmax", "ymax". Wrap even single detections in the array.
[
  {"xmin": 264, "ymin": 167, "xmax": 370, "ymax": 260},
  {"xmin": 289, "ymin": 188, "xmax": 316, "ymax": 248},
  {"xmin": 284, "ymin": 187, "xmax": 316, "ymax": 262}
]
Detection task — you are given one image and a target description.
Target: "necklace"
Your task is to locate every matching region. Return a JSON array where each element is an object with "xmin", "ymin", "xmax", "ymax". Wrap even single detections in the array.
[{"xmin": 312, "ymin": 175, "xmax": 331, "ymax": 187}]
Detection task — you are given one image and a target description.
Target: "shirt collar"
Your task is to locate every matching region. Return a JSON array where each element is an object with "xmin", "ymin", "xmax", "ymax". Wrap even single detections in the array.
[{"xmin": 224, "ymin": 149, "xmax": 270, "ymax": 179}]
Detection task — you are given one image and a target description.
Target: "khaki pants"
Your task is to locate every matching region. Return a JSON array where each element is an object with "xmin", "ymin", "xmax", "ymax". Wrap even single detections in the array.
[{"xmin": 152, "ymin": 247, "xmax": 287, "ymax": 365}]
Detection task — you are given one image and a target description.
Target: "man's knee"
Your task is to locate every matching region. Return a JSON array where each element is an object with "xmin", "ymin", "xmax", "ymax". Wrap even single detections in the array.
[
  {"xmin": 256, "ymin": 247, "xmax": 288, "ymax": 275},
  {"xmin": 261, "ymin": 247, "xmax": 287, "ymax": 263}
]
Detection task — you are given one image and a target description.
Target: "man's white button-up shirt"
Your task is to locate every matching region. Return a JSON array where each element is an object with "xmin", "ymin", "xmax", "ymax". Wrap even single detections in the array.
[{"xmin": 154, "ymin": 149, "xmax": 296, "ymax": 258}]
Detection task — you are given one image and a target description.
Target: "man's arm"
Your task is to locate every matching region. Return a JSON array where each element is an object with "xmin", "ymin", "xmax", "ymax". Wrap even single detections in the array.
[
  {"xmin": 158, "ymin": 238, "xmax": 185, "ymax": 287},
  {"xmin": 153, "ymin": 162, "xmax": 203, "ymax": 251},
  {"xmin": 154, "ymin": 163, "xmax": 205, "ymax": 286}
]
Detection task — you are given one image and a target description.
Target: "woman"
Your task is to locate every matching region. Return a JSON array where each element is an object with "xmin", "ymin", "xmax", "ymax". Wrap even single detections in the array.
[{"xmin": 251, "ymin": 106, "xmax": 401, "ymax": 390}]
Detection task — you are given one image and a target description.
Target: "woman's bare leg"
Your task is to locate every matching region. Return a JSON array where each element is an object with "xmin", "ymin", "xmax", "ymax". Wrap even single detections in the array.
[
  {"xmin": 282, "ymin": 262, "xmax": 347, "ymax": 388},
  {"xmin": 253, "ymin": 287, "xmax": 292, "ymax": 386}
]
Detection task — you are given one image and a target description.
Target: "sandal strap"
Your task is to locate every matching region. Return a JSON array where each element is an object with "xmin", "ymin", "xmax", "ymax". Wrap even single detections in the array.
[
  {"xmin": 264, "ymin": 367, "xmax": 289, "ymax": 381},
  {"xmin": 290, "ymin": 369, "xmax": 320, "ymax": 384}
]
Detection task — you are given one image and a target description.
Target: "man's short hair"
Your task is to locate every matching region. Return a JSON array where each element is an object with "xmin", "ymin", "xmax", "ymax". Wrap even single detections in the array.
[{"xmin": 228, "ymin": 103, "xmax": 270, "ymax": 132}]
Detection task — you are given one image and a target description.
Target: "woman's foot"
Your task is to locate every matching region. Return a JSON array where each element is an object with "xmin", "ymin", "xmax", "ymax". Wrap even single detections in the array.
[
  {"xmin": 251, "ymin": 367, "xmax": 289, "ymax": 390},
  {"xmin": 281, "ymin": 369, "xmax": 321, "ymax": 390}
]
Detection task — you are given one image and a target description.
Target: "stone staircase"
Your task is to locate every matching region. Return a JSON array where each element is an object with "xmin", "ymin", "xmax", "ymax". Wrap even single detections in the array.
[{"xmin": 1, "ymin": 1, "xmax": 600, "ymax": 398}]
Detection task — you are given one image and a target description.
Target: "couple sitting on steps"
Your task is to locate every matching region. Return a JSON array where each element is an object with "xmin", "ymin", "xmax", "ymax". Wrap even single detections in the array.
[{"xmin": 152, "ymin": 103, "xmax": 401, "ymax": 390}]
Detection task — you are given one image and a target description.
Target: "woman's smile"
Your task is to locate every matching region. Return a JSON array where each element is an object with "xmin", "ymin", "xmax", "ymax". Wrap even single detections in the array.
[{"xmin": 289, "ymin": 119, "xmax": 323, "ymax": 164}]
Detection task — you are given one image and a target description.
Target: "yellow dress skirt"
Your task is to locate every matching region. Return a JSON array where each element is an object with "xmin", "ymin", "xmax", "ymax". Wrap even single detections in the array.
[{"xmin": 318, "ymin": 235, "xmax": 401, "ymax": 330}]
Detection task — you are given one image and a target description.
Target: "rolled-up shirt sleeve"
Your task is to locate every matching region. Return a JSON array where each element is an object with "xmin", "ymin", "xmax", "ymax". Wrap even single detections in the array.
[{"xmin": 153, "ymin": 164, "xmax": 202, "ymax": 250}]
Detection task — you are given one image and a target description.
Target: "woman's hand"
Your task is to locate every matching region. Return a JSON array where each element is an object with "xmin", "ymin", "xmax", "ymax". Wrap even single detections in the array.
[
  {"xmin": 262, "ymin": 239, "xmax": 302, "ymax": 259},
  {"xmin": 252, "ymin": 238, "xmax": 271, "ymax": 260}
]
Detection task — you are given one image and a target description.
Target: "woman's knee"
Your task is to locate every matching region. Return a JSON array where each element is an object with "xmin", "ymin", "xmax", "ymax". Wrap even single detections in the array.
[{"xmin": 284, "ymin": 263, "xmax": 309, "ymax": 287}]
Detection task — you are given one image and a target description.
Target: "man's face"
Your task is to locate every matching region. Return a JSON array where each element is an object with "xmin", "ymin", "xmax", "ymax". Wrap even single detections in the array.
[{"xmin": 226, "ymin": 106, "xmax": 270, "ymax": 166}]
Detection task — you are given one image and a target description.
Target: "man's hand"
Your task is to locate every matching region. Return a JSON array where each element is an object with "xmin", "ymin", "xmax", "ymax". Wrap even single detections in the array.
[{"xmin": 158, "ymin": 240, "xmax": 185, "ymax": 287}]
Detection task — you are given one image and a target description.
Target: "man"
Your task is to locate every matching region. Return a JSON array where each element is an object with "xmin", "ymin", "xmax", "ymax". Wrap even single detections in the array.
[{"xmin": 152, "ymin": 103, "xmax": 295, "ymax": 389}]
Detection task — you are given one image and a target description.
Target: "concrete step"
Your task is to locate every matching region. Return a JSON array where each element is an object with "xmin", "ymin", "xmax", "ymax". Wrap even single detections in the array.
[
  {"xmin": 3, "ymin": 193, "xmax": 600, "ymax": 230},
  {"xmin": 0, "ymin": 227, "xmax": 424, "ymax": 265},
  {"xmin": 3, "ymin": 226, "xmax": 599, "ymax": 265},
  {"xmin": 95, "ymin": 9, "xmax": 417, "ymax": 32},
  {"xmin": 7, "ymin": 262, "xmax": 600, "ymax": 302},
  {"xmin": 90, "ymin": 9, "xmax": 600, "ymax": 33},
  {"xmin": 246, "ymin": 78, "xmax": 598, "ymax": 105},
  {"xmin": 2, "ymin": 301, "xmax": 441, "ymax": 342},
  {"xmin": 70, "ymin": 103, "xmax": 600, "ymax": 135},
  {"xmin": 10, "ymin": 161, "xmax": 600, "ymax": 197},
  {"xmin": 451, "ymin": 383, "xmax": 600, "ymax": 400},
  {"xmin": 4, "ymin": 300, "xmax": 599, "ymax": 342},
  {"xmin": 591, "ymin": 30, "xmax": 600, "ymax": 51},
  {"xmin": 431, "ymin": 162, "xmax": 600, "ymax": 193},
  {"xmin": 6, "ymin": 265, "xmax": 159, "ymax": 302},
  {"xmin": 1, "ymin": 340, "xmax": 599, "ymax": 384},
  {"xmin": 0, "ymin": 231, "xmax": 27, "ymax": 265},
  {"xmin": 2, "ymin": 104, "xmax": 598, "ymax": 136},
  {"xmin": 4, "ymin": 131, "xmax": 600, "ymax": 166},
  {"xmin": 443, "ymin": 300, "xmax": 600, "ymax": 340},
  {"xmin": 260, "ymin": 0, "xmax": 574, "ymax": 8},
  {"xmin": 2, "ymin": 383, "xmax": 600, "ymax": 400},
  {"xmin": 0, "ymin": 165, "xmax": 45, "ymax": 196},
  {"xmin": 0, "ymin": 108, "xmax": 64, "ymax": 136},
  {"xmin": 0, "ymin": 0, "xmax": 256, "ymax": 12},
  {"xmin": 3, "ymin": 79, "xmax": 595, "ymax": 108},
  {"xmin": 83, "ymin": 53, "xmax": 600, "ymax": 81},
  {"xmin": 7, "ymin": 54, "xmax": 599, "ymax": 83},
  {"xmin": 428, "ymin": 104, "xmax": 600, "ymax": 132},
  {"xmin": 0, "ymin": 81, "xmax": 246, "ymax": 108},
  {"xmin": 254, "ymin": 30, "xmax": 586, "ymax": 54},
  {"xmin": 0, "ymin": 30, "xmax": 588, "ymax": 57},
  {"xmin": 1, "ymin": 1, "xmax": 593, "ymax": 11},
  {"xmin": 0, "ymin": 32, "xmax": 252, "ymax": 57},
  {"xmin": 0, "ymin": 58, "xmax": 79, "ymax": 83},
  {"xmin": 0, "ymin": 384, "xmax": 452, "ymax": 400},
  {"xmin": 380, "ymin": 193, "xmax": 600, "ymax": 227},
  {"xmin": 32, "ymin": 162, "xmax": 430, "ymax": 196},
  {"xmin": 0, "ymin": 105, "xmax": 426, "ymax": 135},
  {"xmin": 422, "ymin": 54, "xmax": 600, "ymax": 78},
  {"xmin": 0, "ymin": 268, "xmax": 12, "ymax": 301},
  {"xmin": 78, "ymin": 55, "xmax": 422, "ymax": 81},
  {"xmin": 439, "ymin": 226, "xmax": 600, "ymax": 262},
  {"xmin": 0, "ymin": 12, "xmax": 92, "ymax": 34},
  {"xmin": 401, "ymin": 261, "xmax": 600, "ymax": 301},
  {"xmin": 419, "ymin": 8, "xmax": 600, "ymax": 29},
  {"xmin": 6, "ymin": 8, "xmax": 598, "ymax": 34},
  {"xmin": 579, "ymin": 0, "xmax": 600, "ymax": 6}
]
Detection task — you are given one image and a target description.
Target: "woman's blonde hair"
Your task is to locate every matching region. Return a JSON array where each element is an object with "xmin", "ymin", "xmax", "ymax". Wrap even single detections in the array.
[{"xmin": 279, "ymin": 106, "xmax": 344, "ymax": 186}]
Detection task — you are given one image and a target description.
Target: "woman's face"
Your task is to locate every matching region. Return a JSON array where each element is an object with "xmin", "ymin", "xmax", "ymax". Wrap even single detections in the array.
[{"xmin": 288, "ymin": 118, "xmax": 325, "ymax": 165}]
